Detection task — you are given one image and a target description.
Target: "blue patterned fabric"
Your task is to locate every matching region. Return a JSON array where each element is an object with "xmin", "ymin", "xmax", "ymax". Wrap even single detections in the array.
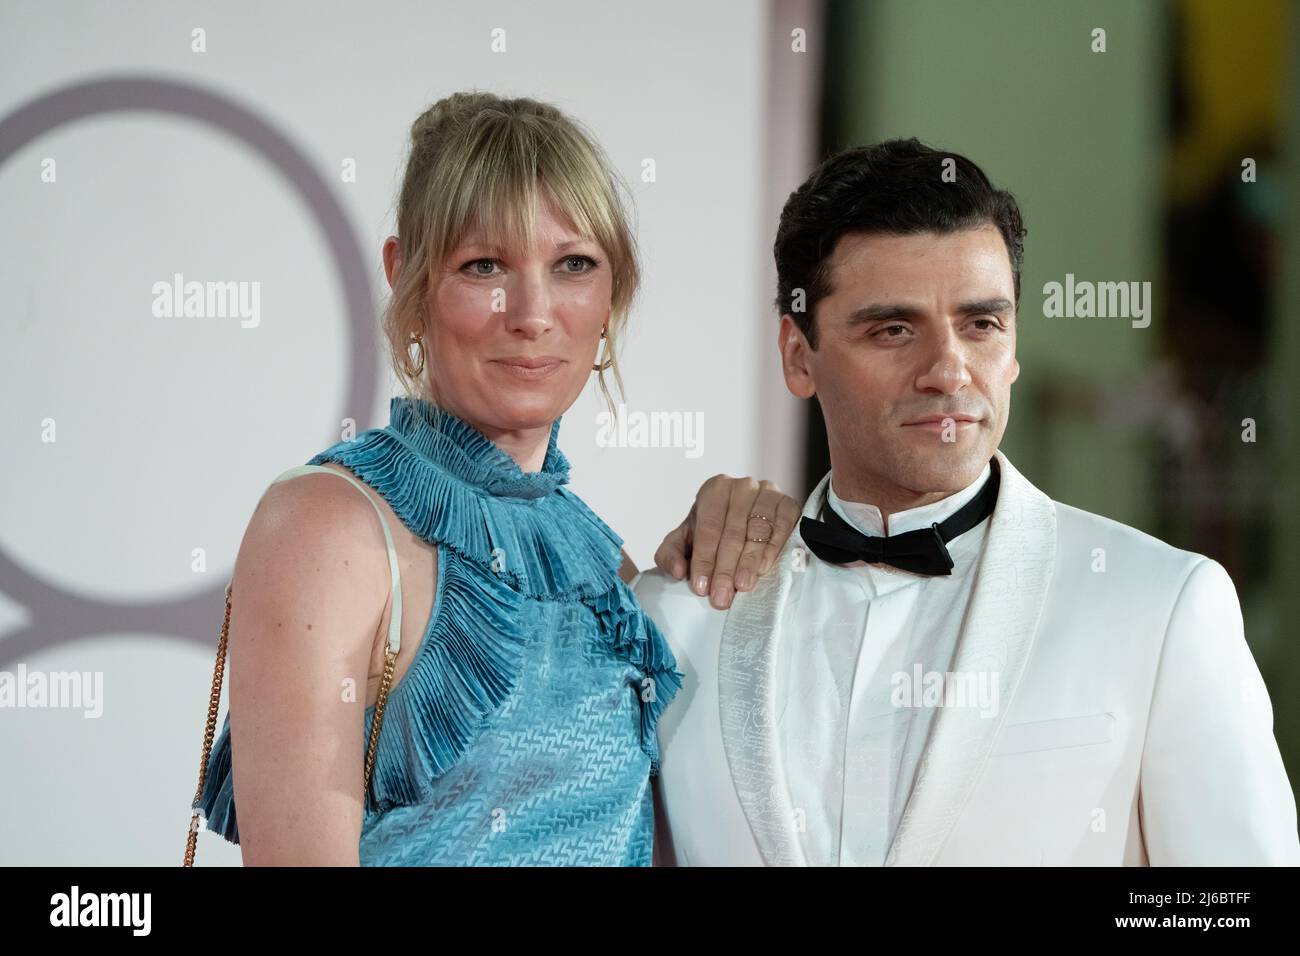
[{"xmin": 196, "ymin": 396, "xmax": 683, "ymax": 865}]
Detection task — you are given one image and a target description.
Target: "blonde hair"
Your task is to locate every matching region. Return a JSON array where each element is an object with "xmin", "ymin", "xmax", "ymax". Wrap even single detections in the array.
[{"xmin": 384, "ymin": 90, "xmax": 640, "ymax": 419}]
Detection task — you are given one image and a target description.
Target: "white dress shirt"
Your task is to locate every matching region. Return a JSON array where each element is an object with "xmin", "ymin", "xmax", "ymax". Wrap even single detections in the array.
[{"xmin": 779, "ymin": 462, "xmax": 993, "ymax": 866}]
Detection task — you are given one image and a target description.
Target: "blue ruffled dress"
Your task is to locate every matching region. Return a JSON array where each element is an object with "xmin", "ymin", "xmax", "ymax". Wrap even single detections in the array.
[{"xmin": 196, "ymin": 396, "xmax": 683, "ymax": 865}]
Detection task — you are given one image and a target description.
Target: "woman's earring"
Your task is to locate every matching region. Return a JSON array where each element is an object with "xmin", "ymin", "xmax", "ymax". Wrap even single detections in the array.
[
  {"xmin": 408, "ymin": 335, "xmax": 426, "ymax": 376},
  {"xmin": 592, "ymin": 326, "xmax": 613, "ymax": 372}
]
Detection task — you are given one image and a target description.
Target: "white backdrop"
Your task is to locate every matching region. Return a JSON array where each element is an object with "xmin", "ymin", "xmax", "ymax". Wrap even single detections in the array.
[{"xmin": 0, "ymin": 0, "xmax": 814, "ymax": 864}]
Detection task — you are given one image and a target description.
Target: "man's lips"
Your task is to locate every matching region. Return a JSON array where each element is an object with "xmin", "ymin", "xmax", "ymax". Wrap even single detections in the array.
[
  {"xmin": 902, "ymin": 414, "xmax": 982, "ymax": 426},
  {"xmin": 901, "ymin": 414, "xmax": 983, "ymax": 433}
]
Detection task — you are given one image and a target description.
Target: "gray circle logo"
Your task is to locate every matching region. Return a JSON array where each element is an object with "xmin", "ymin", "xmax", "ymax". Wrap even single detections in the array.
[{"xmin": 0, "ymin": 75, "xmax": 379, "ymax": 666}]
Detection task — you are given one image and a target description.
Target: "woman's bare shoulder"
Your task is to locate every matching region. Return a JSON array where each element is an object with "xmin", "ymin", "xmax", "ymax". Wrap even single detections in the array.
[
  {"xmin": 251, "ymin": 463, "xmax": 378, "ymax": 537},
  {"xmin": 233, "ymin": 464, "xmax": 392, "ymax": 635}
]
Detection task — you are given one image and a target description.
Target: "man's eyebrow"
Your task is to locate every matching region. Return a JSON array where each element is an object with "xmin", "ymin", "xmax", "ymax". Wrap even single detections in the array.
[
  {"xmin": 844, "ymin": 298, "xmax": 1015, "ymax": 324},
  {"xmin": 845, "ymin": 303, "xmax": 924, "ymax": 324},
  {"xmin": 958, "ymin": 297, "xmax": 1015, "ymax": 316}
]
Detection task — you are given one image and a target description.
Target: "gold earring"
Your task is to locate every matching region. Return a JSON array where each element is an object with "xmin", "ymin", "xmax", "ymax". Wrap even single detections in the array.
[
  {"xmin": 408, "ymin": 335, "xmax": 426, "ymax": 376},
  {"xmin": 592, "ymin": 327, "xmax": 613, "ymax": 372}
]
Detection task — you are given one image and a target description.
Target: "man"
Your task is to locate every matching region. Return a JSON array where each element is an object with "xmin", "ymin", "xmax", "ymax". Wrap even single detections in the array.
[{"xmin": 637, "ymin": 138, "xmax": 1300, "ymax": 866}]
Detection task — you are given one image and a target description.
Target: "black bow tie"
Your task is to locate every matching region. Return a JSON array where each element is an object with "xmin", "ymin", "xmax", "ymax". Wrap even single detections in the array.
[{"xmin": 798, "ymin": 459, "xmax": 1000, "ymax": 576}]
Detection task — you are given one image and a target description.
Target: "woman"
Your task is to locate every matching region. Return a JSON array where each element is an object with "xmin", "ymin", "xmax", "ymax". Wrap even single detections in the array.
[{"xmin": 195, "ymin": 91, "xmax": 800, "ymax": 865}]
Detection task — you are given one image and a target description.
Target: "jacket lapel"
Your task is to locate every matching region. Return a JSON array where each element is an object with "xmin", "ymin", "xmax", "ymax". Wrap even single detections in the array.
[
  {"xmin": 884, "ymin": 450, "xmax": 1057, "ymax": 865},
  {"xmin": 716, "ymin": 471, "xmax": 833, "ymax": 866},
  {"xmin": 718, "ymin": 453, "xmax": 1058, "ymax": 867}
]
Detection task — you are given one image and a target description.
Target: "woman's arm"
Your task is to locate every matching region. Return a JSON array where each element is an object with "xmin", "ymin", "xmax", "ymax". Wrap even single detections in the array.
[{"xmin": 225, "ymin": 474, "xmax": 392, "ymax": 866}]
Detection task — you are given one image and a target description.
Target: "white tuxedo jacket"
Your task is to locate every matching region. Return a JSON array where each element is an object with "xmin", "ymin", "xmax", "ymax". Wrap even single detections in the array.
[{"xmin": 635, "ymin": 451, "xmax": 1300, "ymax": 865}]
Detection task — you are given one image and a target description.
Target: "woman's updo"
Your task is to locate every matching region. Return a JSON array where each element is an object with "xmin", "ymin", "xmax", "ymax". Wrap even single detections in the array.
[{"xmin": 383, "ymin": 91, "xmax": 640, "ymax": 417}]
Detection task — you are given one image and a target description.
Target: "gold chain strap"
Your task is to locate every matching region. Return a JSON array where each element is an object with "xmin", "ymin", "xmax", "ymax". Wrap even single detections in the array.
[{"xmin": 183, "ymin": 583, "xmax": 399, "ymax": 866}]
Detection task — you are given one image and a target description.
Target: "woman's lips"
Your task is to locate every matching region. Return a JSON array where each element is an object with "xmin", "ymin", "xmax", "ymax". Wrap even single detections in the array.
[{"xmin": 490, "ymin": 358, "xmax": 566, "ymax": 381}]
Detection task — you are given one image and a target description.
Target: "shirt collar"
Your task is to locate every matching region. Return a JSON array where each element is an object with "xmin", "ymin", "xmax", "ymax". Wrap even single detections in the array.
[{"xmin": 827, "ymin": 462, "xmax": 993, "ymax": 539}]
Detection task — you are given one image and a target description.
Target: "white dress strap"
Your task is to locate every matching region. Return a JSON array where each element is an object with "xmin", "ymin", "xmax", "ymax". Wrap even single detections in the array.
[{"xmin": 270, "ymin": 464, "xmax": 402, "ymax": 655}]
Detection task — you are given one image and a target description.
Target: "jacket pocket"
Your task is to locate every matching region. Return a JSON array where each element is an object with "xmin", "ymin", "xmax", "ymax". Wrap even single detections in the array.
[{"xmin": 991, "ymin": 712, "xmax": 1115, "ymax": 756}]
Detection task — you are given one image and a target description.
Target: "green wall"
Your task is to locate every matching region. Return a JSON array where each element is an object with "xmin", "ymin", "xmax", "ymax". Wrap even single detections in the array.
[{"xmin": 829, "ymin": 0, "xmax": 1165, "ymax": 525}]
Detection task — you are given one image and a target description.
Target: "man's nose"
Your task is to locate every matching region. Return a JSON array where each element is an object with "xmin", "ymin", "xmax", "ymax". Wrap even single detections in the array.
[{"xmin": 914, "ymin": 331, "xmax": 971, "ymax": 394}]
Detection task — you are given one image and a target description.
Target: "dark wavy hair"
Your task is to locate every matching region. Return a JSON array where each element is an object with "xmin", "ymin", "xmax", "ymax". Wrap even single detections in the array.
[{"xmin": 773, "ymin": 137, "xmax": 1027, "ymax": 349}]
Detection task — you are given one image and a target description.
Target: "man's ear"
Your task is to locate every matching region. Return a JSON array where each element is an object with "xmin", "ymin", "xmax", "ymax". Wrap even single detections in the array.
[
  {"xmin": 778, "ymin": 314, "xmax": 816, "ymax": 399},
  {"xmin": 1009, "ymin": 307, "xmax": 1021, "ymax": 385}
]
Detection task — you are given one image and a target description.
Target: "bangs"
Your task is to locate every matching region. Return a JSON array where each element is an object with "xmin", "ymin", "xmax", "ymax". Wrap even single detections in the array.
[{"xmin": 429, "ymin": 114, "xmax": 619, "ymax": 271}]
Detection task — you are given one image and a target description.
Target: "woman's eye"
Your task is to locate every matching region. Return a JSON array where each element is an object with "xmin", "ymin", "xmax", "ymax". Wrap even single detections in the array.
[
  {"xmin": 462, "ymin": 258, "xmax": 499, "ymax": 277},
  {"xmin": 560, "ymin": 255, "xmax": 597, "ymax": 273}
]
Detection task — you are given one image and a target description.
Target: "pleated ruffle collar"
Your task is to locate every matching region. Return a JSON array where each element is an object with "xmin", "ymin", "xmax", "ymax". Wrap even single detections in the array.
[
  {"xmin": 386, "ymin": 396, "xmax": 570, "ymax": 500},
  {"xmin": 305, "ymin": 394, "xmax": 622, "ymax": 600}
]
